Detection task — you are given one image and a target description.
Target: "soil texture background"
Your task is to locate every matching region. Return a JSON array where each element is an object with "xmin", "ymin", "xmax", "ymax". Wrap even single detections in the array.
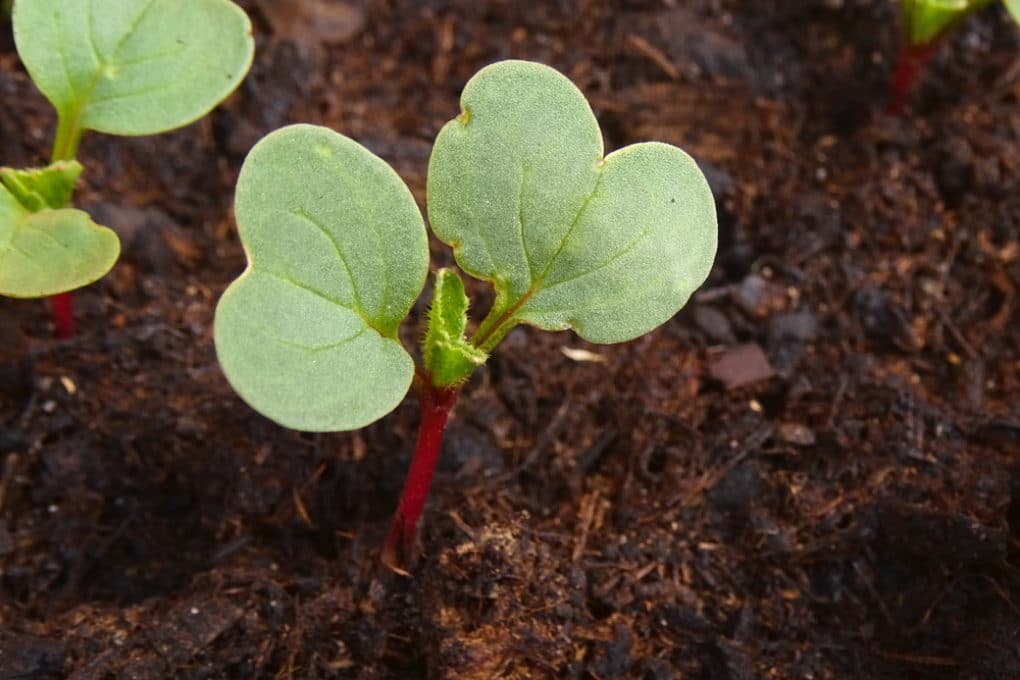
[{"xmin": 1, "ymin": 1, "xmax": 1019, "ymax": 678}]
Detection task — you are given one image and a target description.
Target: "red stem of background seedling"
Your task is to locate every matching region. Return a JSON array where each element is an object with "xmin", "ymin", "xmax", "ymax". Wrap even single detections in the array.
[
  {"xmin": 887, "ymin": 41, "xmax": 937, "ymax": 115},
  {"xmin": 381, "ymin": 379, "xmax": 459, "ymax": 572},
  {"xmin": 50, "ymin": 292, "xmax": 76, "ymax": 339},
  {"xmin": 48, "ymin": 114, "xmax": 84, "ymax": 340}
]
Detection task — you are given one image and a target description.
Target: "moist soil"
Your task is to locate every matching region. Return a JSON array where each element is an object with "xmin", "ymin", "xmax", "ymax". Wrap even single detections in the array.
[{"xmin": 2, "ymin": 1, "xmax": 1019, "ymax": 678}]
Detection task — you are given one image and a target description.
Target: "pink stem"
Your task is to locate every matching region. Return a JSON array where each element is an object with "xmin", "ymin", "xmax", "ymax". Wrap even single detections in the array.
[
  {"xmin": 381, "ymin": 380, "xmax": 459, "ymax": 572},
  {"xmin": 50, "ymin": 292, "xmax": 75, "ymax": 339},
  {"xmin": 887, "ymin": 41, "xmax": 938, "ymax": 115}
]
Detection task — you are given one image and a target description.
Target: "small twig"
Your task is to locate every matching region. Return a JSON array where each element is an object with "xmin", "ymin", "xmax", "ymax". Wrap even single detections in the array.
[
  {"xmin": 875, "ymin": 650, "xmax": 957, "ymax": 667},
  {"xmin": 935, "ymin": 307, "xmax": 978, "ymax": 360},
  {"xmin": 497, "ymin": 399, "xmax": 571, "ymax": 482},
  {"xmin": 625, "ymin": 34, "xmax": 680, "ymax": 80},
  {"xmin": 826, "ymin": 374, "xmax": 848, "ymax": 428},
  {"xmin": 448, "ymin": 510, "xmax": 478, "ymax": 542},
  {"xmin": 853, "ymin": 559, "xmax": 894, "ymax": 626},
  {"xmin": 572, "ymin": 491, "xmax": 600, "ymax": 562},
  {"xmin": 0, "ymin": 452, "xmax": 17, "ymax": 514}
]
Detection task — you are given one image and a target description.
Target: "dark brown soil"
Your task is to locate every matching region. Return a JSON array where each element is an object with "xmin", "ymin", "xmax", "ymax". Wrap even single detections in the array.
[{"xmin": 2, "ymin": 1, "xmax": 1019, "ymax": 678}]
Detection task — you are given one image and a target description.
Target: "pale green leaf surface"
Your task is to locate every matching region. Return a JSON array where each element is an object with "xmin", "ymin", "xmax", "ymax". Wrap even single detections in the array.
[
  {"xmin": 900, "ymin": 0, "xmax": 972, "ymax": 44},
  {"xmin": 0, "ymin": 184, "xmax": 119, "ymax": 297},
  {"xmin": 1005, "ymin": 0, "xmax": 1020, "ymax": 23},
  {"xmin": 427, "ymin": 60, "xmax": 717, "ymax": 345},
  {"xmin": 214, "ymin": 124, "xmax": 429, "ymax": 432},
  {"xmin": 13, "ymin": 0, "xmax": 254, "ymax": 136}
]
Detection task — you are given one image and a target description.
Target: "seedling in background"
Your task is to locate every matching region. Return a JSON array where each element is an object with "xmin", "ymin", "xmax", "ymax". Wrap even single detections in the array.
[
  {"xmin": 214, "ymin": 60, "xmax": 718, "ymax": 571},
  {"xmin": 1, "ymin": 0, "xmax": 254, "ymax": 337},
  {"xmin": 891, "ymin": 0, "xmax": 1020, "ymax": 112}
]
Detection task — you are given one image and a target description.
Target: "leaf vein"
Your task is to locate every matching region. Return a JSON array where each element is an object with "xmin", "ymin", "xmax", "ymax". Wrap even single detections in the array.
[
  {"xmin": 258, "ymin": 323, "xmax": 368, "ymax": 354},
  {"xmin": 85, "ymin": 2, "xmax": 102, "ymax": 66},
  {"xmin": 113, "ymin": 45, "xmax": 189, "ymax": 70},
  {"xmin": 316, "ymin": 159, "xmax": 395, "ymax": 328},
  {"xmin": 289, "ymin": 208, "xmax": 367, "ymax": 318},
  {"xmin": 86, "ymin": 82, "xmax": 172, "ymax": 106},
  {"xmin": 533, "ymin": 167, "xmax": 605, "ymax": 285},
  {"xmin": 109, "ymin": 0, "xmax": 160, "ymax": 61},
  {"xmin": 538, "ymin": 227, "xmax": 650, "ymax": 294}
]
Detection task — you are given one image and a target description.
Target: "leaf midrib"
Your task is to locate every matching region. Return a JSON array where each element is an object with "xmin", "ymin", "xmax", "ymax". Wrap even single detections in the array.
[
  {"xmin": 256, "ymin": 269, "xmax": 387, "ymax": 340},
  {"xmin": 496, "ymin": 155, "xmax": 651, "ymax": 324},
  {"xmin": 58, "ymin": 0, "xmax": 162, "ymax": 131}
]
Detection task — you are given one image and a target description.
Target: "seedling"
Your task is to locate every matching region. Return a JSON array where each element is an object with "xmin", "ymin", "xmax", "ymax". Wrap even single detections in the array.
[
  {"xmin": 890, "ymin": 0, "xmax": 1020, "ymax": 113},
  {"xmin": 214, "ymin": 61, "xmax": 718, "ymax": 571},
  {"xmin": 1, "ymin": 0, "xmax": 254, "ymax": 337}
]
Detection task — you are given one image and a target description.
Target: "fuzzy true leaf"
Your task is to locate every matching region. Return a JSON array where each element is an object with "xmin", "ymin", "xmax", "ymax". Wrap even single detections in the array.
[
  {"xmin": 1, "ymin": 161, "xmax": 83, "ymax": 211},
  {"xmin": 427, "ymin": 60, "xmax": 717, "ymax": 346},
  {"xmin": 214, "ymin": 124, "xmax": 429, "ymax": 432},
  {"xmin": 0, "ymin": 183, "xmax": 119, "ymax": 297},
  {"xmin": 423, "ymin": 268, "xmax": 486, "ymax": 387},
  {"xmin": 13, "ymin": 0, "xmax": 254, "ymax": 136}
]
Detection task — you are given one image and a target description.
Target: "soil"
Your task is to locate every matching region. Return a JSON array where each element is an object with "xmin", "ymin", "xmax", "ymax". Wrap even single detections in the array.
[{"xmin": 2, "ymin": 1, "xmax": 1019, "ymax": 678}]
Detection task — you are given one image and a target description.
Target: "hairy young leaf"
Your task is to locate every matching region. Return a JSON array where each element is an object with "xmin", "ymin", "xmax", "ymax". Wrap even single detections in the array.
[
  {"xmin": 214, "ymin": 125, "xmax": 429, "ymax": 432},
  {"xmin": 428, "ymin": 60, "xmax": 717, "ymax": 347},
  {"xmin": 423, "ymin": 268, "xmax": 486, "ymax": 387},
  {"xmin": 1, "ymin": 161, "xmax": 83, "ymax": 211},
  {"xmin": 0, "ymin": 183, "xmax": 119, "ymax": 297},
  {"xmin": 13, "ymin": 0, "xmax": 254, "ymax": 136}
]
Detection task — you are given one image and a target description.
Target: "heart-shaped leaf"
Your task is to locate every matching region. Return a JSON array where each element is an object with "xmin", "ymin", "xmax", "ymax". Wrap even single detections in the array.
[
  {"xmin": 13, "ymin": 0, "xmax": 254, "ymax": 136},
  {"xmin": 214, "ymin": 124, "xmax": 429, "ymax": 432},
  {"xmin": 0, "ymin": 183, "xmax": 119, "ymax": 297},
  {"xmin": 427, "ymin": 60, "xmax": 717, "ymax": 347}
]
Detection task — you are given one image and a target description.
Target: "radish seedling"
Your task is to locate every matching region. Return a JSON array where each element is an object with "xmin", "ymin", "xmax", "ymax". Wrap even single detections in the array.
[
  {"xmin": 214, "ymin": 60, "xmax": 718, "ymax": 571},
  {"xmin": 1, "ymin": 0, "xmax": 254, "ymax": 337},
  {"xmin": 891, "ymin": 0, "xmax": 1020, "ymax": 113}
]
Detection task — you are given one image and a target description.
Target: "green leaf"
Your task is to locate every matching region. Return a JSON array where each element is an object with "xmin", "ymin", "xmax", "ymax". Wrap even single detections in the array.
[
  {"xmin": 1005, "ymin": 0, "xmax": 1020, "ymax": 23},
  {"xmin": 12, "ymin": 0, "xmax": 254, "ymax": 136},
  {"xmin": 214, "ymin": 124, "xmax": 430, "ymax": 432},
  {"xmin": 427, "ymin": 60, "xmax": 717, "ymax": 347},
  {"xmin": 0, "ymin": 183, "xmax": 119, "ymax": 297},
  {"xmin": 900, "ymin": 0, "xmax": 972, "ymax": 44},
  {"xmin": 1, "ymin": 160, "xmax": 83, "ymax": 211},
  {"xmin": 423, "ymin": 268, "xmax": 487, "ymax": 387}
]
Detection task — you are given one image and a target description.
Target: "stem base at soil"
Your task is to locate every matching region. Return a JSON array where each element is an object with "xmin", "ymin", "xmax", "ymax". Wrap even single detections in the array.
[
  {"xmin": 48, "ymin": 112, "xmax": 83, "ymax": 340},
  {"xmin": 380, "ymin": 381, "xmax": 459, "ymax": 572},
  {"xmin": 887, "ymin": 41, "xmax": 937, "ymax": 115}
]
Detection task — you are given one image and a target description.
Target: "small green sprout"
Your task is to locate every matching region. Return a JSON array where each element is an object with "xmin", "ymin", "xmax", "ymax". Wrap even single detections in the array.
[
  {"xmin": 892, "ymin": 0, "xmax": 1020, "ymax": 112},
  {"xmin": 1, "ymin": 0, "xmax": 254, "ymax": 336},
  {"xmin": 214, "ymin": 61, "xmax": 718, "ymax": 570}
]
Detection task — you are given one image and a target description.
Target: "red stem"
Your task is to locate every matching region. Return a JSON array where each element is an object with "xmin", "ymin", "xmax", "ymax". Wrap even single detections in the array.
[
  {"xmin": 50, "ymin": 292, "xmax": 75, "ymax": 339},
  {"xmin": 381, "ymin": 380, "xmax": 459, "ymax": 572},
  {"xmin": 887, "ymin": 41, "xmax": 938, "ymax": 116}
]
